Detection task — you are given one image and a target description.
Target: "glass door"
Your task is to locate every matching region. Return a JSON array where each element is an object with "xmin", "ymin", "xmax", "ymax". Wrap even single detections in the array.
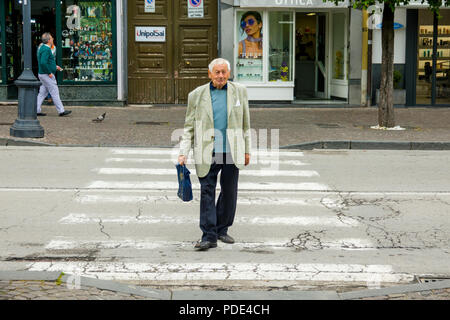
[
  {"xmin": 315, "ymin": 13, "xmax": 326, "ymax": 98},
  {"xmin": 330, "ymin": 11, "xmax": 348, "ymax": 99}
]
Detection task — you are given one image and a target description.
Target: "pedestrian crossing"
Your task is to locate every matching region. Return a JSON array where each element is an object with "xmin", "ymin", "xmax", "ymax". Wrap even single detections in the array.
[{"xmin": 29, "ymin": 147, "xmax": 415, "ymax": 285}]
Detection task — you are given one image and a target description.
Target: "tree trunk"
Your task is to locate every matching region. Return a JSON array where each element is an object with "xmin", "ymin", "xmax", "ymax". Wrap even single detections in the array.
[{"xmin": 378, "ymin": 2, "xmax": 395, "ymax": 127}]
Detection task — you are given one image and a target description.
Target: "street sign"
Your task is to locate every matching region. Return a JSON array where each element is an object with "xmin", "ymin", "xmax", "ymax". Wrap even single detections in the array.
[
  {"xmin": 135, "ymin": 26, "xmax": 166, "ymax": 42},
  {"xmin": 188, "ymin": 0, "xmax": 203, "ymax": 18},
  {"xmin": 145, "ymin": 0, "xmax": 155, "ymax": 13}
]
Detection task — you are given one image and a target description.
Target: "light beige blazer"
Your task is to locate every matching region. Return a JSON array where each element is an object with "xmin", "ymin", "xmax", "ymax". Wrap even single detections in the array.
[{"xmin": 179, "ymin": 81, "xmax": 251, "ymax": 178}]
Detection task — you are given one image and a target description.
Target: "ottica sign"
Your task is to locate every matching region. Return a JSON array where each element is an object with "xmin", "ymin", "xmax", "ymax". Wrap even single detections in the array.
[{"xmin": 135, "ymin": 26, "xmax": 166, "ymax": 42}]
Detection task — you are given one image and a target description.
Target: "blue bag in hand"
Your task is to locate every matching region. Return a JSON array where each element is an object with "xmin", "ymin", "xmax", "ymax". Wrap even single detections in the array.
[{"xmin": 176, "ymin": 164, "xmax": 193, "ymax": 202}]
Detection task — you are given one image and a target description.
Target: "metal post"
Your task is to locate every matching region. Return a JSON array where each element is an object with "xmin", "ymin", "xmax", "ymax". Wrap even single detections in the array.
[
  {"xmin": 10, "ymin": 0, "xmax": 44, "ymax": 138},
  {"xmin": 361, "ymin": 9, "xmax": 368, "ymax": 107},
  {"xmin": 431, "ymin": 11, "xmax": 438, "ymax": 106}
]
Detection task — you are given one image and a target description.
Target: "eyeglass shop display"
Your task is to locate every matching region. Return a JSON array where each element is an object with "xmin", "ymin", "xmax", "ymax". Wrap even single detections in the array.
[
  {"xmin": 61, "ymin": 1, "xmax": 113, "ymax": 82},
  {"xmin": 236, "ymin": 11, "xmax": 263, "ymax": 82}
]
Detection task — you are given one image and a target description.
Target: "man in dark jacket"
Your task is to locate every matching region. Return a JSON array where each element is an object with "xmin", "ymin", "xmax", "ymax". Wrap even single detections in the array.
[{"xmin": 36, "ymin": 33, "xmax": 71, "ymax": 117}]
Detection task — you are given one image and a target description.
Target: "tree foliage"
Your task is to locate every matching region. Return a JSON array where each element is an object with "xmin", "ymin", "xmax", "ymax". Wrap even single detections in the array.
[{"xmin": 329, "ymin": 0, "xmax": 449, "ymax": 14}]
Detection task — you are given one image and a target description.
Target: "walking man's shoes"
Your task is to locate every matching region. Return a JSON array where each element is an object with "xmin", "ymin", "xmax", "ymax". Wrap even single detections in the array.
[
  {"xmin": 194, "ymin": 241, "xmax": 217, "ymax": 251},
  {"xmin": 37, "ymin": 113, "xmax": 47, "ymax": 116},
  {"xmin": 59, "ymin": 110, "xmax": 72, "ymax": 117},
  {"xmin": 218, "ymin": 234, "xmax": 235, "ymax": 244}
]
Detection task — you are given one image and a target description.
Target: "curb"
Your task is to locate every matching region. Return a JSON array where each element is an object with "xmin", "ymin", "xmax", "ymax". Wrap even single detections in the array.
[
  {"xmin": 2, "ymin": 137, "xmax": 450, "ymax": 150},
  {"xmin": 1, "ymin": 271, "xmax": 449, "ymax": 300},
  {"xmin": 0, "ymin": 271, "xmax": 171, "ymax": 300},
  {"xmin": 0, "ymin": 138, "xmax": 54, "ymax": 147},
  {"xmin": 281, "ymin": 140, "xmax": 450, "ymax": 150},
  {"xmin": 338, "ymin": 279, "xmax": 450, "ymax": 300}
]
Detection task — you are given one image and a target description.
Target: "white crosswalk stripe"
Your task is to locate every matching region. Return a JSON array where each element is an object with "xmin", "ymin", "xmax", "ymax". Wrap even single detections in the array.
[
  {"xmin": 58, "ymin": 213, "xmax": 360, "ymax": 227},
  {"xmin": 75, "ymin": 194, "xmax": 341, "ymax": 206},
  {"xmin": 105, "ymin": 157, "xmax": 311, "ymax": 166},
  {"xmin": 27, "ymin": 262, "xmax": 414, "ymax": 283},
  {"xmin": 86, "ymin": 181, "xmax": 330, "ymax": 191},
  {"xmin": 93, "ymin": 168, "xmax": 320, "ymax": 177},
  {"xmin": 37, "ymin": 148, "xmax": 411, "ymax": 285},
  {"xmin": 45, "ymin": 238, "xmax": 376, "ymax": 251}
]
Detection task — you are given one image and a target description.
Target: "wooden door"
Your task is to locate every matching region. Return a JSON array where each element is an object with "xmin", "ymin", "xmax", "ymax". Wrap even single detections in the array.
[{"xmin": 128, "ymin": 0, "xmax": 217, "ymax": 104}]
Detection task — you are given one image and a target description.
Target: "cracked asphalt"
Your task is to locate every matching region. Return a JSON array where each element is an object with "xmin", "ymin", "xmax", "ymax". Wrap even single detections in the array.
[{"xmin": 0, "ymin": 147, "xmax": 448, "ymax": 293}]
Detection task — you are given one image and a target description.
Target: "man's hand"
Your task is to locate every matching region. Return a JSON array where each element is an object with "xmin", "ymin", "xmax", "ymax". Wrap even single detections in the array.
[
  {"xmin": 245, "ymin": 153, "xmax": 250, "ymax": 166},
  {"xmin": 48, "ymin": 73, "xmax": 53, "ymax": 78},
  {"xmin": 178, "ymin": 155, "xmax": 186, "ymax": 166},
  {"xmin": 57, "ymin": 66, "xmax": 63, "ymax": 71}
]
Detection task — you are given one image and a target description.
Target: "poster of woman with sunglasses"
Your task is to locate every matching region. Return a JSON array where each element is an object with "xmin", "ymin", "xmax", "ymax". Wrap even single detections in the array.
[{"xmin": 238, "ymin": 11, "xmax": 263, "ymax": 59}]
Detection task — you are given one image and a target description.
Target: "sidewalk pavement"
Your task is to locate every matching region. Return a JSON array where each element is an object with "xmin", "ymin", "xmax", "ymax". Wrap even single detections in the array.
[
  {"xmin": 1, "ymin": 103, "xmax": 450, "ymax": 149},
  {"xmin": 0, "ymin": 271, "xmax": 449, "ymax": 300}
]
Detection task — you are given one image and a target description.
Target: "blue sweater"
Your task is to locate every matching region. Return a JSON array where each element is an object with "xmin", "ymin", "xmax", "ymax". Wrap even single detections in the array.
[{"xmin": 210, "ymin": 83, "xmax": 229, "ymax": 153}]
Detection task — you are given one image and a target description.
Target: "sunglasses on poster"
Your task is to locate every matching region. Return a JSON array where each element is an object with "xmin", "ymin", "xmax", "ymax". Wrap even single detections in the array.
[{"xmin": 241, "ymin": 18, "xmax": 256, "ymax": 29}]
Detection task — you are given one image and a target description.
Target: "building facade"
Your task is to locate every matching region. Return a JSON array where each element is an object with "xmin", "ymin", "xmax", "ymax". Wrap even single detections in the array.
[
  {"xmin": 1, "ymin": 0, "xmax": 448, "ymax": 106},
  {"xmin": 220, "ymin": 0, "xmax": 353, "ymax": 103}
]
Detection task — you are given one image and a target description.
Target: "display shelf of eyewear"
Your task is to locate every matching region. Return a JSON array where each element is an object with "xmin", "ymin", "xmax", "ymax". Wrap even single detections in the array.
[{"xmin": 236, "ymin": 53, "xmax": 263, "ymax": 82}]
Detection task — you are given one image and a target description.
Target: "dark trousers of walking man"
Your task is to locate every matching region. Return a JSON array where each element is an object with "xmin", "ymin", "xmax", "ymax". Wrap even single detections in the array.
[{"xmin": 199, "ymin": 152, "xmax": 239, "ymax": 243}]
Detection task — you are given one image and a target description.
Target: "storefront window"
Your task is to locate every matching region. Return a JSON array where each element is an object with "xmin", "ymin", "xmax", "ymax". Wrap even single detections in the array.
[
  {"xmin": 5, "ymin": 2, "xmax": 19, "ymax": 83},
  {"xmin": 416, "ymin": 9, "xmax": 450, "ymax": 105},
  {"xmin": 236, "ymin": 10, "xmax": 263, "ymax": 82},
  {"xmin": 332, "ymin": 13, "xmax": 345, "ymax": 80},
  {"xmin": 268, "ymin": 12, "xmax": 293, "ymax": 82},
  {"xmin": 60, "ymin": 1, "xmax": 114, "ymax": 82},
  {"xmin": 0, "ymin": 21, "xmax": 3, "ymax": 84}
]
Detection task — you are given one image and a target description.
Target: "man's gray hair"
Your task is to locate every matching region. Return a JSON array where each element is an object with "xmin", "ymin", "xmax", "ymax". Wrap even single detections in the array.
[
  {"xmin": 208, "ymin": 58, "xmax": 231, "ymax": 72},
  {"xmin": 41, "ymin": 32, "xmax": 52, "ymax": 44}
]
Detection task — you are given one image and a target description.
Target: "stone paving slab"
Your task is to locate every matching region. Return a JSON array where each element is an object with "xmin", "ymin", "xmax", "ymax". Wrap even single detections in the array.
[{"xmin": 1, "ymin": 105, "xmax": 450, "ymax": 148}]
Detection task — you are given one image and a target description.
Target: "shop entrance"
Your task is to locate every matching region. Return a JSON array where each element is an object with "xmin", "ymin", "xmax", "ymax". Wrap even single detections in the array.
[
  {"xmin": 1, "ymin": 0, "xmax": 57, "ymax": 98},
  {"xmin": 294, "ymin": 12, "xmax": 327, "ymax": 99},
  {"xmin": 127, "ymin": 0, "xmax": 218, "ymax": 104}
]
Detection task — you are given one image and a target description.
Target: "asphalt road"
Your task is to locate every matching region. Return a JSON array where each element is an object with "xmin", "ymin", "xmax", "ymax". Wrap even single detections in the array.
[{"xmin": 0, "ymin": 146, "xmax": 449, "ymax": 289}]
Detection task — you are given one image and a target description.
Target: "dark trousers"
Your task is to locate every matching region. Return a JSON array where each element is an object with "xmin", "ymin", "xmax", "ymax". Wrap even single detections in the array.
[{"xmin": 198, "ymin": 153, "xmax": 239, "ymax": 242}]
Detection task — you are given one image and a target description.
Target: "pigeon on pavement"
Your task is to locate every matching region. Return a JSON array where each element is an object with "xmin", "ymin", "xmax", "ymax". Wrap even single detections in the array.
[{"xmin": 92, "ymin": 112, "xmax": 106, "ymax": 122}]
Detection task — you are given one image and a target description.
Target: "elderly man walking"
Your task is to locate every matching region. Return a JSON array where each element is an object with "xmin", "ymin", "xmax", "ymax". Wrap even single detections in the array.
[
  {"xmin": 36, "ymin": 33, "xmax": 71, "ymax": 117},
  {"xmin": 178, "ymin": 58, "xmax": 251, "ymax": 251}
]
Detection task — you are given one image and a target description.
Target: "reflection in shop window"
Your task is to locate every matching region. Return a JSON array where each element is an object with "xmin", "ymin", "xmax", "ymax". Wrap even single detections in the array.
[
  {"xmin": 60, "ymin": 1, "xmax": 114, "ymax": 82},
  {"xmin": 269, "ymin": 12, "xmax": 293, "ymax": 82},
  {"xmin": 236, "ymin": 10, "xmax": 263, "ymax": 82}
]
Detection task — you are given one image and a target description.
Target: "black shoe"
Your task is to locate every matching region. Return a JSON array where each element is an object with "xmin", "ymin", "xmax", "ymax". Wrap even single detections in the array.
[
  {"xmin": 218, "ymin": 234, "xmax": 235, "ymax": 244},
  {"xmin": 194, "ymin": 241, "xmax": 217, "ymax": 251},
  {"xmin": 59, "ymin": 110, "xmax": 72, "ymax": 117},
  {"xmin": 37, "ymin": 113, "xmax": 46, "ymax": 116}
]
